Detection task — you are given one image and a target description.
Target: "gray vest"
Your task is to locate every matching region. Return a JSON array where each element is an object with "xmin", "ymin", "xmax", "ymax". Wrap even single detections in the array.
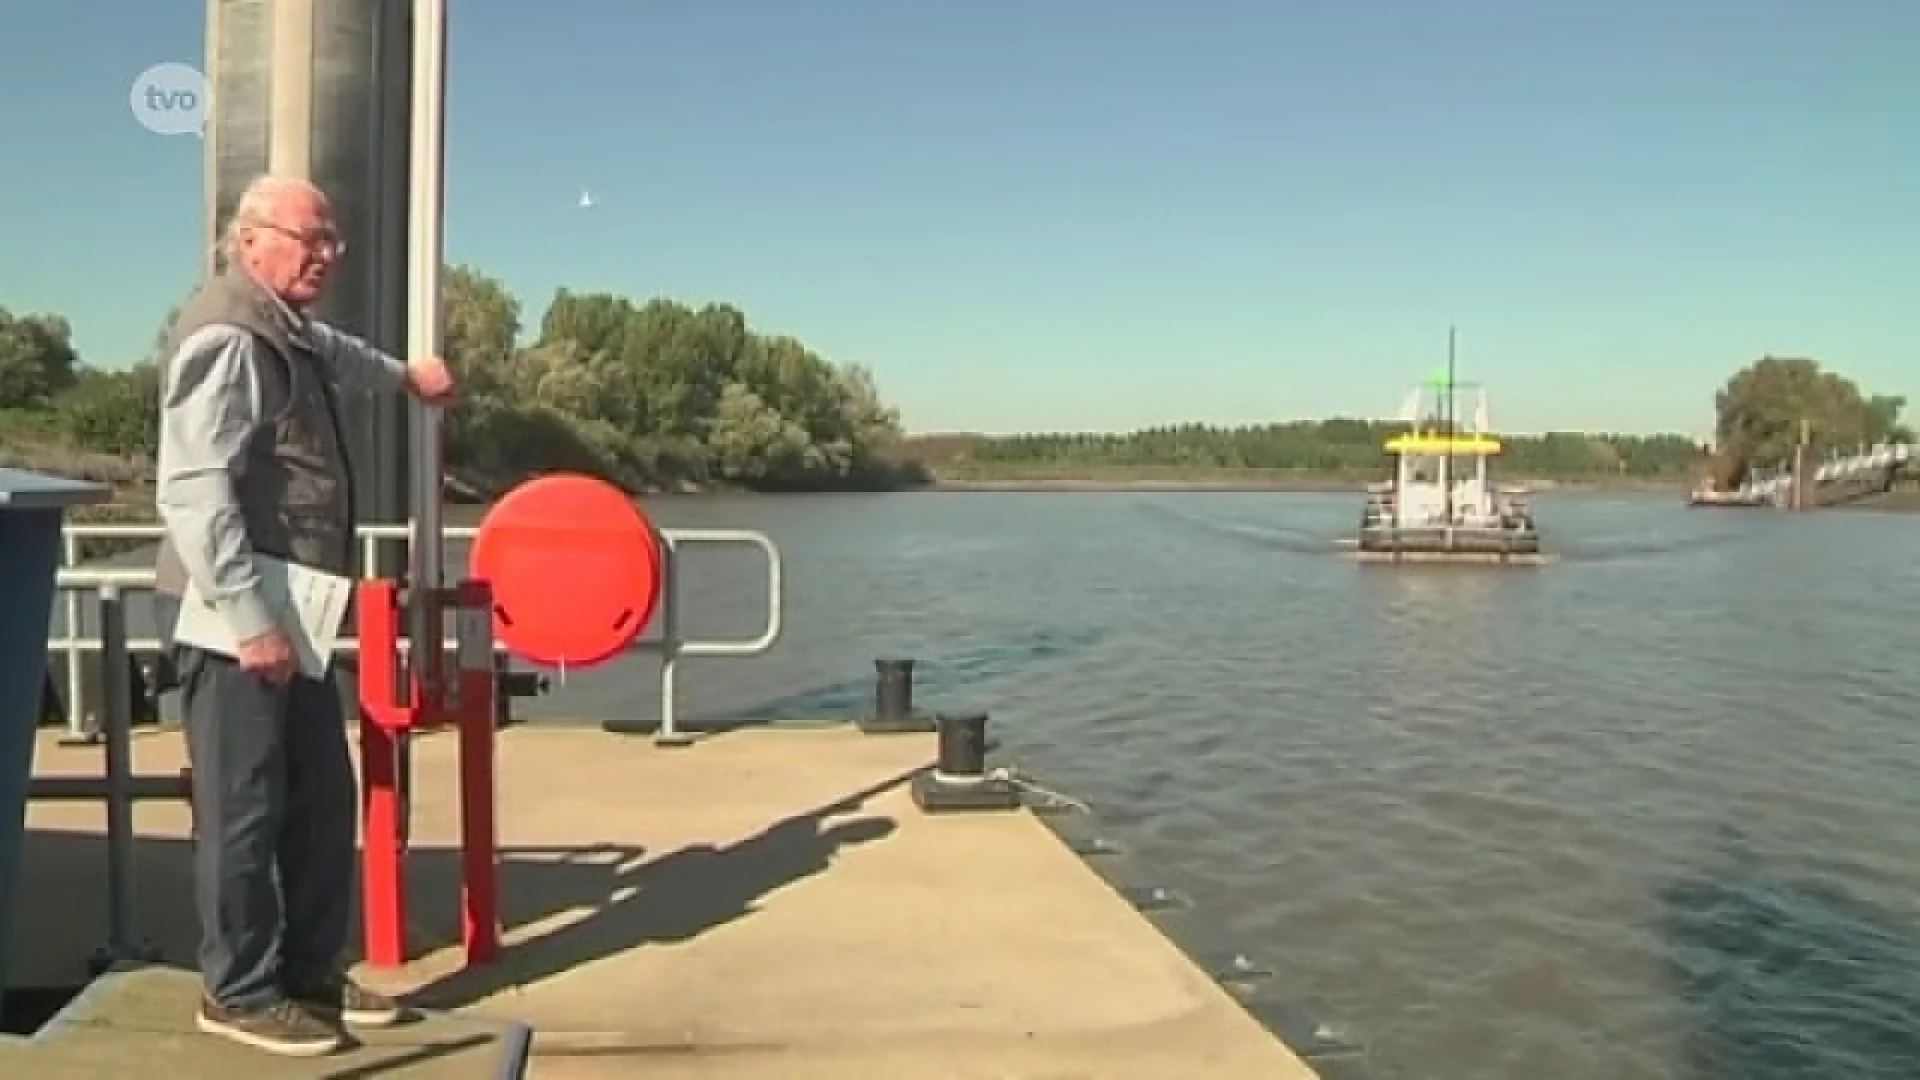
[{"xmin": 154, "ymin": 270, "xmax": 357, "ymax": 598}]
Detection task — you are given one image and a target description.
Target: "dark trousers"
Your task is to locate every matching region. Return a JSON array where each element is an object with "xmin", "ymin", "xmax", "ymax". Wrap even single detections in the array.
[{"xmin": 174, "ymin": 644, "xmax": 357, "ymax": 1010}]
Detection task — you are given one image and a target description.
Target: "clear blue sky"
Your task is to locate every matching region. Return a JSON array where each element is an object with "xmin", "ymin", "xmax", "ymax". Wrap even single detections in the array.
[{"xmin": 3, "ymin": 1, "xmax": 1915, "ymax": 437}]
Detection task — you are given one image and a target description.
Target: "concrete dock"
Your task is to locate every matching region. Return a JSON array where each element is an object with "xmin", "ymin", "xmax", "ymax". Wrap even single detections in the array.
[{"xmin": 4, "ymin": 722, "xmax": 1322, "ymax": 1078}]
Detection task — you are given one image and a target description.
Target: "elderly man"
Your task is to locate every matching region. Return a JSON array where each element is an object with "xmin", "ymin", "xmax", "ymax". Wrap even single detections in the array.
[{"xmin": 154, "ymin": 173, "xmax": 454, "ymax": 1057}]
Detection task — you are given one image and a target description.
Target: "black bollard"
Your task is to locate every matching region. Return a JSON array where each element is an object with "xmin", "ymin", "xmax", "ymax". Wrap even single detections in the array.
[
  {"xmin": 877, "ymin": 657, "xmax": 914, "ymax": 722},
  {"xmin": 934, "ymin": 711, "xmax": 988, "ymax": 781},
  {"xmin": 911, "ymin": 710, "xmax": 1020, "ymax": 813},
  {"xmin": 858, "ymin": 656, "xmax": 935, "ymax": 734}
]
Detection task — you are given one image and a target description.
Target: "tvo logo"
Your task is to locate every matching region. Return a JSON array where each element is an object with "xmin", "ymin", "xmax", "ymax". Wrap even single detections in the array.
[{"xmin": 130, "ymin": 62, "xmax": 208, "ymax": 137}]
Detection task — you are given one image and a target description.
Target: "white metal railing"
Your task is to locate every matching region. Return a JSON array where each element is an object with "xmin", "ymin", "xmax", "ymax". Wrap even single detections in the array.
[
  {"xmin": 1734, "ymin": 442, "xmax": 1913, "ymax": 500},
  {"xmin": 50, "ymin": 521, "xmax": 784, "ymax": 746}
]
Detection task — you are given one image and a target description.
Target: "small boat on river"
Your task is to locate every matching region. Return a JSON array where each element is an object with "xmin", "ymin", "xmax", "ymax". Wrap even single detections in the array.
[{"xmin": 1350, "ymin": 345, "xmax": 1545, "ymax": 564}]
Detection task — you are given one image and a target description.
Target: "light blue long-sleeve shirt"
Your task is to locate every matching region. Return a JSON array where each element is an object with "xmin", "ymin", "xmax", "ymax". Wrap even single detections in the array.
[{"xmin": 155, "ymin": 314, "xmax": 409, "ymax": 642}]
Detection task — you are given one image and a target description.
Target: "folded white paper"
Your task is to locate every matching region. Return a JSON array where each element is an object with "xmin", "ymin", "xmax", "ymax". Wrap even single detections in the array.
[{"xmin": 173, "ymin": 555, "xmax": 354, "ymax": 681}]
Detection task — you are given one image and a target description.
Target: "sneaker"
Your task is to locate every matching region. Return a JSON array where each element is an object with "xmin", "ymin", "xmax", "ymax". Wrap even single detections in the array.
[
  {"xmin": 196, "ymin": 997, "xmax": 345, "ymax": 1057},
  {"xmin": 290, "ymin": 975, "xmax": 408, "ymax": 1028}
]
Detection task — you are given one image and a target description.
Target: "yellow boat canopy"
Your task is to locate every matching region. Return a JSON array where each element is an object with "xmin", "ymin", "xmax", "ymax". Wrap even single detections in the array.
[{"xmin": 1384, "ymin": 433, "xmax": 1503, "ymax": 455}]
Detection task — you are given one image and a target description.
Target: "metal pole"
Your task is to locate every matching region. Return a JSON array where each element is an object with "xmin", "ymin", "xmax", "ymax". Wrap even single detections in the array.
[
  {"xmin": 1443, "ymin": 326, "xmax": 1457, "ymax": 524},
  {"xmin": 60, "ymin": 533, "xmax": 92, "ymax": 744},
  {"xmin": 656, "ymin": 540, "xmax": 686, "ymax": 746},
  {"xmin": 98, "ymin": 586, "xmax": 136, "ymax": 963},
  {"xmin": 402, "ymin": 0, "xmax": 448, "ymax": 847},
  {"xmin": 406, "ymin": 0, "xmax": 446, "ymax": 676}
]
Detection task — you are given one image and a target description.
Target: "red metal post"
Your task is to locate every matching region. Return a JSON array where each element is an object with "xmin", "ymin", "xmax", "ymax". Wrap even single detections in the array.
[
  {"xmin": 451, "ymin": 579, "xmax": 501, "ymax": 963},
  {"xmin": 354, "ymin": 577, "xmax": 503, "ymax": 969},
  {"xmin": 355, "ymin": 579, "xmax": 414, "ymax": 968},
  {"xmin": 359, "ymin": 720, "xmax": 406, "ymax": 967}
]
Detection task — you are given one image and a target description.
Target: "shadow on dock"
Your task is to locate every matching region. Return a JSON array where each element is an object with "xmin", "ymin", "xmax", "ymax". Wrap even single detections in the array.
[
  {"xmin": 410, "ymin": 767, "xmax": 909, "ymax": 1008},
  {"xmin": 8, "ymin": 766, "xmax": 909, "ymax": 1015},
  {"xmin": 1657, "ymin": 826, "xmax": 1920, "ymax": 1080},
  {"xmin": 12, "ymin": 725, "xmax": 1327, "ymax": 1077}
]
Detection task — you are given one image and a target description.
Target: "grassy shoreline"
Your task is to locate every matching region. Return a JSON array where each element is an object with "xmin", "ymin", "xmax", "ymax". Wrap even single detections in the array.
[
  {"xmin": 31, "ymin": 462, "xmax": 1920, "ymax": 517},
  {"xmin": 923, "ymin": 467, "xmax": 1689, "ymax": 495},
  {"xmin": 20, "ymin": 436, "xmax": 1880, "ymax": 504}
]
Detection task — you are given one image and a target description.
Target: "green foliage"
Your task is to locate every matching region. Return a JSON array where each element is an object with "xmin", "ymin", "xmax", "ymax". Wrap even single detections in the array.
[
  {"xmin": 439, "ymin": 267, "xmax": 924, "ymax": 493},
  {"xmin": 7, "ymin": 280, "xmax": 1907, "ymax": 499},
  {"xmin": 0, "ymin": 306, "xmax": 160, "ymax": 465},
  {"xmin": 56, "ymin": 363, "xmax": 162, "ymax": 458},
  {"xmin": 0, "ymin": 307, "xmax": 80, "ymax": 409},
  {"xmin": 914, "ymin": 357, "xmax": 1909, "ymax": 487},
  {"xmin": 0, "ymin": 268, "xmax": 927, "ymax": 496},
  {"xmin": 911, "ymin": 422, "xmax": 1707, "ymax": 481},
  {"xmin": 1709, "ymin": 355, "xmax": 1910, "ymax": 487}
]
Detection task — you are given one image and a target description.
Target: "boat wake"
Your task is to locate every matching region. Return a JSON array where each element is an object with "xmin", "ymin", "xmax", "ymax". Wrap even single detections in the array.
[
  {"xmin": 1146, "ymin": 502, "xmax": 1746, "ymax": 566},
  {"xmin": 1549, "ymin": 531, "xmax": 1747, "ymax": 564},
  {"xmin": 1139, "ymin": 502, "xmax": 1345, "ymax": 556}
]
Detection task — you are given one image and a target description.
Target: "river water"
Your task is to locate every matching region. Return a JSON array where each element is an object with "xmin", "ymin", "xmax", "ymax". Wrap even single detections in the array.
[
  {"xmin": 67, "ymin": 490, "xmax": 1920, "ymax": 1077},
  {"xmin": 511, "ymin": 490, "xmax": 1916, "ymax": 1080}
]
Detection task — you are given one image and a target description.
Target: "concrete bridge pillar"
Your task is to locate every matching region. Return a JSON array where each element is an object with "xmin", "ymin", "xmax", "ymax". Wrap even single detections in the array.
[{"xmin": 204, "ymin": 0, "xmax": 414, "ymax": 566}]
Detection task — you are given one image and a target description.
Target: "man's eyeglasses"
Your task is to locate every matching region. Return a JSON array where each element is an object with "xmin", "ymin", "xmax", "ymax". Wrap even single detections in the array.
[{"xmin": 249, "ymin": 220, "xmax": 347, "ymax": 257}]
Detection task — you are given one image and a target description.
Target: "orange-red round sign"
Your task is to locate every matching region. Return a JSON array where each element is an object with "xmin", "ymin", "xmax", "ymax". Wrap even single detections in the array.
[{"xmin": 468, "ymin": 473, "xmax": 664, "ymax": 669}]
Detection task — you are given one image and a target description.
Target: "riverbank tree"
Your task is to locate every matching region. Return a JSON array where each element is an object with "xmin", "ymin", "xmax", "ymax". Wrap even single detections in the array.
[
  {"xmin": 0, "ymin": 275, "xmax": 928, "ymax": 496},
  {"xmin": 434, "ymin": 266, "xmax": 924, "ymax": 493},
  {"xmin": 1707, "ymin": 355, "xmax": 1910, "ymax": 489},
  {"xmin": 19, "ymin": 299, "xmax": 1887, "ymax": 496}
]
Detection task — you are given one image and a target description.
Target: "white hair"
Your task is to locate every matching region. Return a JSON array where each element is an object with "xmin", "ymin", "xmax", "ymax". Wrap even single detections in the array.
[{"xmin": 218, "ymin": 173, "xmax": 327, "ymax": 264}]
